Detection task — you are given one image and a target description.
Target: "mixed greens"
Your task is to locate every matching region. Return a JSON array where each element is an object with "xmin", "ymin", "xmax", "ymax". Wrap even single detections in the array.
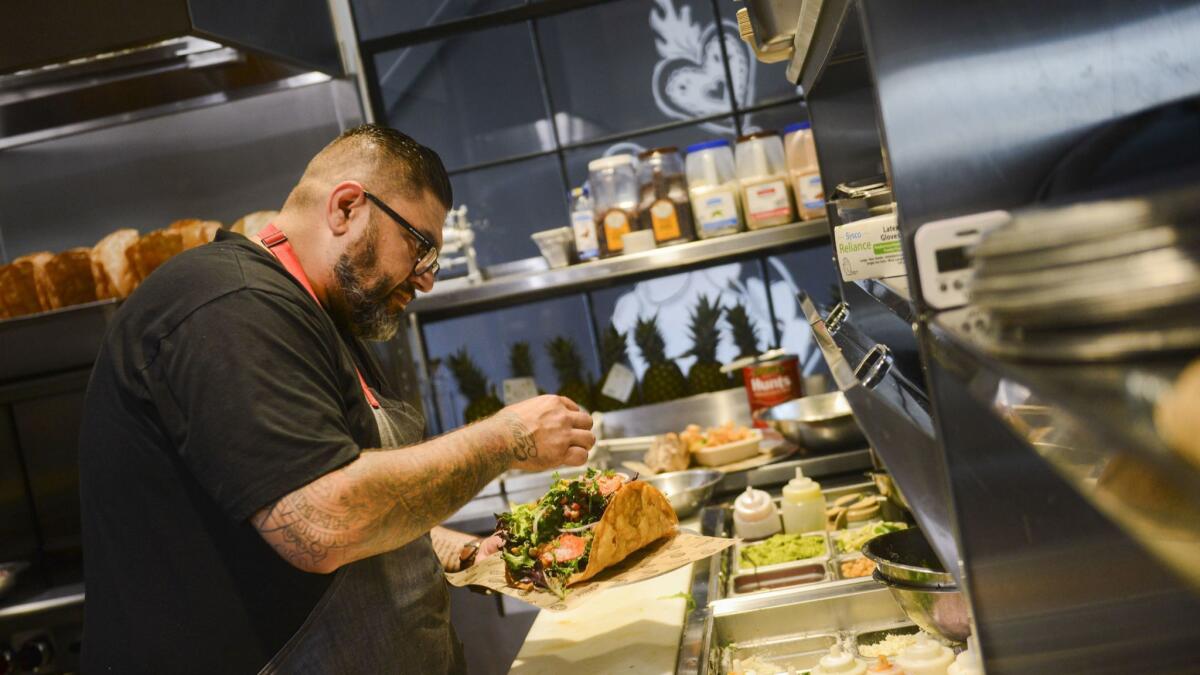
[
  {"xmin": 495, "ymin": 468, "xmax": 627, "ymax": 598},
  {"xmin": 833, "ymin": 521, "xmax": 908, "ymax": 554}
]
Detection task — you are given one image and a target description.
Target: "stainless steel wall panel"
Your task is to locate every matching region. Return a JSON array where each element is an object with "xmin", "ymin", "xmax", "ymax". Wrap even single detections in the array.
[
  {"xmin": 0, "ymin": 78, "xmax": 362, "ymax": 261},
  {"xmin": 857, "ymin": 0, "xmax": 1200, "ymax": 308}
]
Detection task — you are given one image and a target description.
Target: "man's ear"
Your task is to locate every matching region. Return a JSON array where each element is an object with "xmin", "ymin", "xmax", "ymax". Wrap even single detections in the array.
[{"xmin": 326, "ymin": 181, "xmax": 367, "ymax": 236}]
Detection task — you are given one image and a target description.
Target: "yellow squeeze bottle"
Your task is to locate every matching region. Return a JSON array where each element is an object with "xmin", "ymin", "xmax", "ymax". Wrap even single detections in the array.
[{"xmin": 781, "ymin": 467, "xmax": 825, "ymax": 534}]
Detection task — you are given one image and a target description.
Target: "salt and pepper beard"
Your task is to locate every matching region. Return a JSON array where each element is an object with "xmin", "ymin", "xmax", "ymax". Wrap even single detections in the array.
[{"xmin": 327, "ymin": 220, "xmax": 413, "ymax": 341}]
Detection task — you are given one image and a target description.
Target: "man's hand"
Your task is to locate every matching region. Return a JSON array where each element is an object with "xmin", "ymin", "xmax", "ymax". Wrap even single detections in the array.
[
  {"xmin": 499, "ymin": 395, "xmax": 594, "ymax": 472},
  {"xmin": 476, "ymin": 533, "xmax": 504, "ymax": 562}
]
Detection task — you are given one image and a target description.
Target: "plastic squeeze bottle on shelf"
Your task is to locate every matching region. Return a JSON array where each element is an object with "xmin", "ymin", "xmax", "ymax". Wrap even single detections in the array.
[
  {"xmin": 733, "ymin": 486, "xmax": 782, "ymax": 541},
  {"xmin": 784, "ymin": 121, "xmax": 826, "ymax": 221},
  {"xmin": 867, "ymin": 655, "xmax": 903, "ymax": 674},
  {"xmin": 947, "ymin": 635, "xmax": 984, "ymax": 675},
  {"xmin": 895, "ymin": 636, "xmax": 955, "ymax": 675},
  {"xmin": 812, "ymin": 643, "xmax": 867, "ymax": 675},
  {"xmin": 781, "ymin": 466, "xmax": 825, "ymax": 534},
  {"xmin": 569, "ymin": 185, "xmax": 600, "ymax": 262}
]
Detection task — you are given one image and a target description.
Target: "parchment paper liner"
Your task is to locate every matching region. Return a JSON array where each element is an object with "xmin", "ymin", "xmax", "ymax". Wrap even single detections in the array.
[{"xmin": 446, "ymin": 531, "xmax": 735, "ymax": 611}]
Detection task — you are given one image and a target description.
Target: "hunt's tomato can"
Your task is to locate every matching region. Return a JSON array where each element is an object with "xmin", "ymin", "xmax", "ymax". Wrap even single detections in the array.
[{"xmin": 742, "ymin": 354, "xmax": 803, "ymax": 427}]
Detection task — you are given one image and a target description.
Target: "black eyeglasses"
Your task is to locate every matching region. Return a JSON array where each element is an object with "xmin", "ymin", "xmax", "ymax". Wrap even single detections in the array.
[{"xmin": 363, "ymin": 191, "xmax": 440, "ymax": 278}]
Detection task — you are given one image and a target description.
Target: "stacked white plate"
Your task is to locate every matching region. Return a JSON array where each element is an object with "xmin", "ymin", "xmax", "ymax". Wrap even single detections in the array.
[{"xmin": 969, "ymin": 185, "xmax": 1200, "ymax": 361}]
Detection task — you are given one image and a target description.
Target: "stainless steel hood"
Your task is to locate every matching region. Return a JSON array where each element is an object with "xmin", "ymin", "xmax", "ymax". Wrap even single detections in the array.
[{"xmin": 0, "ymin": 0, "xmax": 346, "ymax": 147}]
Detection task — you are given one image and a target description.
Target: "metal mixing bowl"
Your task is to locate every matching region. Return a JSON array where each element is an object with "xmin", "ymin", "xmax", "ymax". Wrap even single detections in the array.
[
  {"xmin": 862, "ymin": 527, "xmax": 955, "ymax": 587},
  {"xmin": 871, "ymin": 572, "xmax": 971, "ymax": 643},
  {"xmin": 756, "ymin": 392, "xmax": 866, "ymax": 453},
  {"xmin": 638, "ymin": 468, "xmax": 724, "ymax": 519},
  {"xmin": 864, "ymin": 528, "xmax": 969, "ymax": 643}
]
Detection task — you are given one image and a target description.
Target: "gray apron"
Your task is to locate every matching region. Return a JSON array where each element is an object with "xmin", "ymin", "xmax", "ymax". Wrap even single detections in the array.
[{"xmin": 259, "ymin": 393, "xmax": 467, "ymax": 674}]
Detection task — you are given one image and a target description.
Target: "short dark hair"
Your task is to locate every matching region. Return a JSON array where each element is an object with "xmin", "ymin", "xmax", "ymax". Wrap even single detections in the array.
[{"xmin": 333, "ymin": 124, "xmax": 453, "ymax": 209}]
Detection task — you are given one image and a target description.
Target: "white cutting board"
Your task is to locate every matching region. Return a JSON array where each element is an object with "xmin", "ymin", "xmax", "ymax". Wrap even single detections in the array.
[{"xmin": 509, "ymin": 562, "xmax": 694, "ymax": 675}]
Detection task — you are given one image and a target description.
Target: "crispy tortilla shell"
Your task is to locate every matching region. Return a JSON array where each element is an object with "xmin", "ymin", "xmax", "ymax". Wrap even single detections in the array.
[{"xmin": 568, "ymin": 481, "xmax": 678, "ymax": 585}]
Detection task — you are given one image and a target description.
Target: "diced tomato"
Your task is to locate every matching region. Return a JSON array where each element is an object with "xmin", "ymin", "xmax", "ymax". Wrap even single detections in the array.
[
  {"xmin": 552, "ymin": 533, "xmax": 586, "ymax": 562},
  {"xmin": 596, "ymin": 474, "xmax": 625, "ymax": 497}
]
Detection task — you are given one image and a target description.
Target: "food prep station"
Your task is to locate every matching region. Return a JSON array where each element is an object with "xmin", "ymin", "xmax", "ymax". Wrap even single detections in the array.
[{"xmin": 3, "ymin": 0, "xmax": 1200, "ymax": 673}]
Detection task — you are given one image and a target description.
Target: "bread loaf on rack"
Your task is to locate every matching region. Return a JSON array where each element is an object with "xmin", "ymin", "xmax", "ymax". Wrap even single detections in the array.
[
  {"xmin": 0, "ymin": 256, "xmax": 49, "ymax": 318},
  {"xmin": 91, "ymin": 228, "xmax": 140, "ymax": 299},
  {"xmin": 13, "ymin": 252, "xmax": 54, "ymax": 313},
  {"xmin": 44, "ymin": 248, "xmax": 99, "ymax": 309},
  {"xmin": 230, "ymin": 211, "xmax": 278, "ymax": 237},
  {"xmin": 126, "ymin": 228, "xmax": 184, "ymax": 281},
  {"xmin": 169, "ymin": 219, "xmax": 222, "ymax": 250}
]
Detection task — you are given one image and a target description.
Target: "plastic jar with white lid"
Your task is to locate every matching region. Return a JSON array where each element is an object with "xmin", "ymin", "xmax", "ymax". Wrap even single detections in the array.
[
  {"xmin": 732, "ymin": 486, "xmax": 782, "ymax": 541},
  {"xmin": 588, "ymin": 154, "xmax": 640, "ymax": 257},
  {"xmin": 685, "ymin": 139, "xmax": 744, "ymax": 239},
  {"xmin": 784, "ymin": 121, "xmax": 826, "ymax": 221},
  {"xmin": 735, "ymin": 131, "xmax": 795, "ymax": 230},
  {"xmin": 895, "ymin": 636, "xmax": 955, "ymax": 675}
]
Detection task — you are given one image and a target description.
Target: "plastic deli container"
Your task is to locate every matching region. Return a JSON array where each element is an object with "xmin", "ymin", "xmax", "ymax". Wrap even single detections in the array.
[
  {"xmin": 637, "ymin": 147, "xmax": 695, "ymax": 245},
  {"xmin": 685, "ymin": 139, "xmax": 744, "ymax": 239},
  {"xmin": 735, "ymin": 131, "xmax": 795, "ymax": 229},
  {"xmin": 784, "ymin": 121, "xmax": 825, "ymax": 221},
  {"xmin": 588, "ymin": 154, "xmax": 640, "ymax": 257}
]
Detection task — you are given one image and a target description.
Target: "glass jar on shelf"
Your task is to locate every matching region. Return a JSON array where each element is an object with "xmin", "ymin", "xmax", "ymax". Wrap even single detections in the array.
[
  {"xmin": 636, "ymin": 146, "xmax": 695, "ymax": 246},
  {"xmin": 588, "ymin": 154, "xmax": 640, "ymax": 257}
]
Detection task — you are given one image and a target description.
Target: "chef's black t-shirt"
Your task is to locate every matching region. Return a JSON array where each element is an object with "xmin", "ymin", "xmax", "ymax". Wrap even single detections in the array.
[{"xmin": 79, "ymin": 230, "xmax": 392, "ymax": 673}]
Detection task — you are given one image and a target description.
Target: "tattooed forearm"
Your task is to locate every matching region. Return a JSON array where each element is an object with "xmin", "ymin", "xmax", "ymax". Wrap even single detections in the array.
[
  {"xmin": 501, "ymin": 413, "xmax": 537, "ymax": 461},
  {"xmin": 252, "ymin": 414, "xmax": 522, "ymax": 574}
]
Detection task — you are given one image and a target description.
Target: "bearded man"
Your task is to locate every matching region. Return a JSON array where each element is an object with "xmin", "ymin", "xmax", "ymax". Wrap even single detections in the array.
[{"xmin": 78, "ymin": 125, "xmax": 593, "ymax": 674}]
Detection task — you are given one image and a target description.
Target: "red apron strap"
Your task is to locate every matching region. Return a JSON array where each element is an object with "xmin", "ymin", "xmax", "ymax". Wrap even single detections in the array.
[{"xmin": 256, "ymin": 224, "xmax": 381, "ymax": 410}]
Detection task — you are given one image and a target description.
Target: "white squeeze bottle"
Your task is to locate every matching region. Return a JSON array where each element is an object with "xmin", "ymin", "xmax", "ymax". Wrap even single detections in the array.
[
  {"xmin": 947, "ymin": 635, "xmax": 984, "ymax": 675},
  {"xmin": 784, "ymin": 121, "xmax": 826, "ymax": 221},
  {"xmin": 735, "ymin": 131, "xmax": 795, "ymax": 230},
  {"xmin": 781, "ymin": 467, "xmax": 825, "ymax": 534},
  {"xmin": 733, "ymin": 486, "xmax": 782, "ymax": 541},
  {"xmin": 685, "ymin": 139, "xmax": 743, "ymax": 239},
  {"xmin": 812, "ymin": 644, "xmax": 867, "ymax": 675},
  {"xmin": 895, "ymin": 636, "xmax": 955, "ymax": 675}
]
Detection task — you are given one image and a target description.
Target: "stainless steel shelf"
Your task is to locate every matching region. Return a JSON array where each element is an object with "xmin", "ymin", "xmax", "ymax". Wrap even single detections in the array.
[
  {"xmin": 928, "ymin": 312, "xmax": 1200, "ymax": 590},
  {"xmin": 407, "ymin": 221, "xmax": 829, "ymax": 317},
  {"xmin": 853, "ymin": 276, "xmax": 918, "ymax": 325}
]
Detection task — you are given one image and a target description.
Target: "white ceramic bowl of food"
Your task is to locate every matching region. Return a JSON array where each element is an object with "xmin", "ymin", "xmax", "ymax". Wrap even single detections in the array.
[{"xmin": 691, "ymin": 429, "xmax": 763, "ymax": 466}]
